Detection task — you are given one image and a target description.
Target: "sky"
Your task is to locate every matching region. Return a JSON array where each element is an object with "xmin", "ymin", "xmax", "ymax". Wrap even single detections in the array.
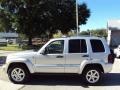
[{"xmin": 78, "ymin": 0, "xmax": 120, "ymax": 31}]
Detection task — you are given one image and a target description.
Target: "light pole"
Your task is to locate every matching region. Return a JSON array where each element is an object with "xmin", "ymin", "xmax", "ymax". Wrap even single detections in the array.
[{"xmin": 76, "ymin": 0, "xmax": 79, "ymax": 36}]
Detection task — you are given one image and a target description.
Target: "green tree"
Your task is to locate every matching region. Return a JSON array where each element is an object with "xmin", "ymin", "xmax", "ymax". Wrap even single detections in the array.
[
  {"xmin": 0, "ymin": 10, "xmax": 12, "ymax": 32},
  {"xmin": 90, "ymin": 29, "xmax": 107, "ymax": 38},
  {"xmin": 80, "ymin": 29, "xmax": 107, "ymax": 38},
  {"xmin": 79, "ymin": 30, "xmax": 90, "ymax": 35},
  {"xmin": 0, "ymin": 0, "xmax": 90, "ymax": 45}
]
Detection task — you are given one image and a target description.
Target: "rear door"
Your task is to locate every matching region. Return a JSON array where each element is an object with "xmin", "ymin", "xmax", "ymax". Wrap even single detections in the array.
[{"xmin": 65, "ymin": 39, "xmax": 90, "ymax": 73}]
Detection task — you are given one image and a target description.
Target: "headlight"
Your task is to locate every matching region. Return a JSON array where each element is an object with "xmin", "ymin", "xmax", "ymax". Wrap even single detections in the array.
[{"xmin": 0, "ymin": 56, "xmax": 7, "ymax": 66}]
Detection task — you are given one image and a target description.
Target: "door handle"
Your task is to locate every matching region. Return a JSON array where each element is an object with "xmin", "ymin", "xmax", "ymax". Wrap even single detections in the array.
[
  {"xmin": 56, "ymin": 56, "xmax": 64, "ymax": 58},
  {"xmin": 82, "ymin": 55, "xmax": 89, "ymax": 57}
]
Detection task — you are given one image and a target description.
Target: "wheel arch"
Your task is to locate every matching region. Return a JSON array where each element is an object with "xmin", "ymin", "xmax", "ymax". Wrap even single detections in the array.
[
  {"xmin": 7, "ymin": 61, "xmax": 35, "ymax": 74},
  {"xmin": 81, "ymin": 63, "xmax": 104, "ymax": 74}
]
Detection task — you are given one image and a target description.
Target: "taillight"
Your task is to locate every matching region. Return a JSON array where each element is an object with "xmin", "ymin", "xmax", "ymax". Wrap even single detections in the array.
[{"xmin": 108, "ymin": 54, "xmax": 115, "ymax": 64}]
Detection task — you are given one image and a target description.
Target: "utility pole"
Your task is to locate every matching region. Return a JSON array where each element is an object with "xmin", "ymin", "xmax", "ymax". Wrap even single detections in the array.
[{"xmin": 76, "ymin": 0, "xmax": 79, "ymax": 36}]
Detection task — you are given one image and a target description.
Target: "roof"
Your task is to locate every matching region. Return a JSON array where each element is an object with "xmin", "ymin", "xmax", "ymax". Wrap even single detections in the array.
[
  {"xmin": 50, "ymin": 36, "xmax": 104, "ymax": 41},
  {"xmin": 108, "ymin": 20, "xmax": 120, "ymax": 30}
]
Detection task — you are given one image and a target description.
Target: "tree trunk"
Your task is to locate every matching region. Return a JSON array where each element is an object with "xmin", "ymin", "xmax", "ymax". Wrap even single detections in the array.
[
  {"xmin": 28, "ymin": 36, "xmax": 32, "ymax": 45},
  {"xmin": 48, "ymin": 34, "xmax": 53, "ymax": 39}
]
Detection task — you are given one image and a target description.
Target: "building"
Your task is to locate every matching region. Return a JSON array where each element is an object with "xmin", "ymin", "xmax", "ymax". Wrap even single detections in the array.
[
  {"xmin": 107, "ymin": 20, "xmax": 120, "ymax": 47},
  {"xmin": 0, "ymin": 32, "xmax": 18, "ymax": 44}
]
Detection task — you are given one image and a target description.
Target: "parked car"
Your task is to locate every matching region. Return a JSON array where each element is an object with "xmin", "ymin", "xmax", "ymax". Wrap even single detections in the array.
[
  {"xmin": 1, "ymin": 36, "xmax": 115, "ymax": 84},
  {"xmin": 0, "ymin": 38, "xmax": 7, "ymax": 46},
  {"xmin": 114, "ymin": 45, "xmax": 120, "ymax": 58},
  {"xmin": 0, "ymin": 56, "xmax": 7, "ymax": 66}
]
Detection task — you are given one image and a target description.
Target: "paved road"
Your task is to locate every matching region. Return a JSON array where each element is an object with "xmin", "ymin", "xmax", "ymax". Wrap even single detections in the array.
[{"xmin": 1, "ymin": 51, "xmax": 120, "ymax": 90}]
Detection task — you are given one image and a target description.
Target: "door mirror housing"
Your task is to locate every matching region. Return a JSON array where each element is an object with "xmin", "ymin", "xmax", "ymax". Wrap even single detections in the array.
[{"xmin": 41, "ymin": 47, "xmax": 48, "ymax": 55}]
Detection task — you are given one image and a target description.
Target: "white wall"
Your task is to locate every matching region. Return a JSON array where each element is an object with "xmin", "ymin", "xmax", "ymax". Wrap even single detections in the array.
[{"xmin": 108, "ymin": 30, "xmax": 120, "ymax": 47}]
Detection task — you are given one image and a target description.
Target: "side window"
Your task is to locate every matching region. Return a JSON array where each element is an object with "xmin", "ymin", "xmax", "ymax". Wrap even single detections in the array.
[
  {"xmin": 90, "ymin": 39, "xmax": 105, "ymax": 52},
  {"xmin": 69, "ymin": 39, "xmax": 87, "ymax": 53},
  {"xmin": 46, "ymin": 40, "xmax": 64, "ymax": 54}
]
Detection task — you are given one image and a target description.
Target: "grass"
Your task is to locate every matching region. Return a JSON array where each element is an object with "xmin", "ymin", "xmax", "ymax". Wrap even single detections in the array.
[{"xmin": 0, "ymin": 44, "xmax": 23, "ymax": 51}]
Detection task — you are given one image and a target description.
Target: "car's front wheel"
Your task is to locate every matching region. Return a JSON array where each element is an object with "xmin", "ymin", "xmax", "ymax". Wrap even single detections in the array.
[{"xmin": 8, "ymin": 65, "xmax": 30, "ymax": 84}]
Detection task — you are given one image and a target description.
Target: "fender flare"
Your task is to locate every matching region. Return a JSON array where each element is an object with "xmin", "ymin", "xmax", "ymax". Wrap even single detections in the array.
[
  {"xmin": 79, "ymin": 60, "xmax": 91, "ymax": 74},
  {"xmin": 79, "ymin": 60, "xmax": 104, "ymax": 74},
  {"xmin": 7, "ymin": 58, "xmax": 35, "ymax": 73}
]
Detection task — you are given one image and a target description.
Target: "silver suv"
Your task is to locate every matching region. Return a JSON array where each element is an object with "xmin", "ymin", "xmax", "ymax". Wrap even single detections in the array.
[{"xmin": 2, "ymin": 36, "xmax": 115, "ymax": 84}]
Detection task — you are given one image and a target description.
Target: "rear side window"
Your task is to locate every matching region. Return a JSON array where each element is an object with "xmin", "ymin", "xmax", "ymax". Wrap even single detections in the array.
[
  {"xmin": 69, "ymin": 39, "xmax": 87, "ymax": 53},
  {"xmin": 90, "ymin": 39, "xmax": 105, "ymax": 52}
]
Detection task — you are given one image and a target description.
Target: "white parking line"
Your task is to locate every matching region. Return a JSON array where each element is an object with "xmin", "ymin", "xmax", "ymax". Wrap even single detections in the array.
[{"xmin": 0, "ymin": 80, "xmax": 24, "ymax": 90}]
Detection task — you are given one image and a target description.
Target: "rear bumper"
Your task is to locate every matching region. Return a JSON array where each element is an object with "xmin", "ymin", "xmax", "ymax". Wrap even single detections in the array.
[{"xmin": 103, "ymin": 63, "xmax": 113, "ymax": 73}]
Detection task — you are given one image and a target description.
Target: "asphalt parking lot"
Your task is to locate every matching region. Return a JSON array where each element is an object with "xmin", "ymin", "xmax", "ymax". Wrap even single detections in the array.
[{"xmin": 1, "ymin": 51, "xmax": 120, "ymax": 90}]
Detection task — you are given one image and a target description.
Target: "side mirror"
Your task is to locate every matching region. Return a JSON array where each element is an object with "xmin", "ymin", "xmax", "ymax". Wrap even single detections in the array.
[{"xmin": 41, "ymin": 48, "xmax": 48, "ymax": 55}]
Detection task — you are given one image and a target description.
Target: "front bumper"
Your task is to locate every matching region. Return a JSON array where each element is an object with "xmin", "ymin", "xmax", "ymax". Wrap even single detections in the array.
[
  {"xmin": 0, "ymin": 64, "xmax": 8, "ymax": 73},
  {"xmin": 114, "ymin": 50, "xmax": 120, "ymax": 58},
  {"xmin": 116, "ymin": 53, "xmax": 120, "ymax": 58}
]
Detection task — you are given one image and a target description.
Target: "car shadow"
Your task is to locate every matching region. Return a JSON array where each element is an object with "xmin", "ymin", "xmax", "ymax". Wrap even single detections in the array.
[
  {"xmin": 100, "ymin": 73, "xmax": 120, "ymax": 86},
  {"xmin": 24, "ymin": 73, "xmax": 120, "ymax": 87}
]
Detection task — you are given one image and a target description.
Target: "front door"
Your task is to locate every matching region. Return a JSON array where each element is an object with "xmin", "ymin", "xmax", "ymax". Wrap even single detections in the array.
[{"xmin": 35, "ymin": 40, "xmax": 65, "ymax": 73}]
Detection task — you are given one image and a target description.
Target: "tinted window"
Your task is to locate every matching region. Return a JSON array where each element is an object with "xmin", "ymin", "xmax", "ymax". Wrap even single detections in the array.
[
  {"xmin": 90, "ymin": 39, "xmax": 105, "ymax": 52},
  {"xmin": 69, "ymin": 39, "xmax": 87, "ymax": 53}
]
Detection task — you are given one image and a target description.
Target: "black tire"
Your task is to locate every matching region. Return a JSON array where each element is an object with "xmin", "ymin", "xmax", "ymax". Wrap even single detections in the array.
[
  {"xmin": 8, "ymin": 64, "xmax": 30, "ymax": 84},
  {"xmin": 82, "ymin": 67, "xmax": 102, "ymax": 85}
]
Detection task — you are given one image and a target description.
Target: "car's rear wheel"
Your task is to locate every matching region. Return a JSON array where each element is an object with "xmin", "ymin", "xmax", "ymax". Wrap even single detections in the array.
[
  {"xmin": 83, "ymin": 67, "xmax": 102, "ymax": 84},
  {"xmin": 8, "ymin": 65, "xmax": 30, "ymax": 84}
]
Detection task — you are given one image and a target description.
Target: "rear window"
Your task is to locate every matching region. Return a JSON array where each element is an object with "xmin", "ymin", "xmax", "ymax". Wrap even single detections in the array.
[
  {"xmin": 90, "ymin": 39, "xmax": 105, "ymax": 52},
  {"xmin": 69, "ymin": 39, "xmax": 87, "ymax": 53}
]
